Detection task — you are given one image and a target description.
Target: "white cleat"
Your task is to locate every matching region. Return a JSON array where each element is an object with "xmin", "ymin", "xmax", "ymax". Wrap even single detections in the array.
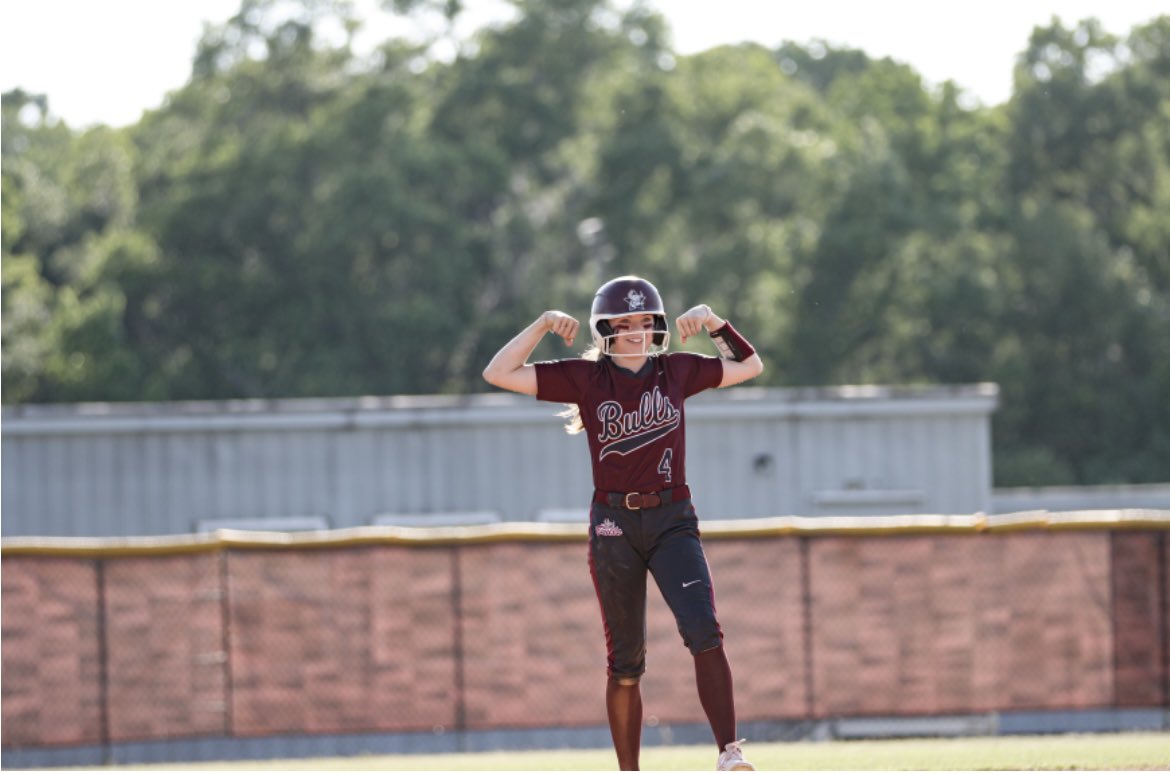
[{"xmin": 716, "ymin": 738, "xmax": 755, "ymax": 771}]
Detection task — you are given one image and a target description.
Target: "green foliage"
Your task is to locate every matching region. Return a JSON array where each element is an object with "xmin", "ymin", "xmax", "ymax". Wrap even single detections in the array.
[
  {"xmin": 3, "ymin": 3, "xmax": 1168, "ymax": 486},
  {"xmin": 2, "ymin": 91, "xmax": 154, "ymax": 402}
]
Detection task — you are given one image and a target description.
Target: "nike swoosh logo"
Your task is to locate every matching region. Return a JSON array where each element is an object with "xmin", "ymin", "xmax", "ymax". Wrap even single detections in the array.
[{"xmin": 682, "ymin": 579, "xmax": 702, "ymax": 588}]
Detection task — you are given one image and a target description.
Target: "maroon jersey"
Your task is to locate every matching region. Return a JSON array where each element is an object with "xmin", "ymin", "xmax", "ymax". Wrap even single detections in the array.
[{"xmin": 535, "ymin": 353, "xmax": 723, "ymax": 493}]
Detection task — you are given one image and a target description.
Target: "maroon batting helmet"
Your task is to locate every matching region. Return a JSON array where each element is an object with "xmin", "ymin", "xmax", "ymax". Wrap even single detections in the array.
[{"xmin": 589, "ymin": 276, "xmax": 670, "ymax": 355}]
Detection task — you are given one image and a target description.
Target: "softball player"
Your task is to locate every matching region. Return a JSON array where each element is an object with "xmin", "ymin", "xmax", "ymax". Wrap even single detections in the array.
[{"xmin": 483, "ymin": 275, "xmax": 763, "ymax": 771}]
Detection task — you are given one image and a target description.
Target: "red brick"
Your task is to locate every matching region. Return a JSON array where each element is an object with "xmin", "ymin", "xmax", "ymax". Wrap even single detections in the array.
[
  {"xmin": 103, "ymin": 553, "xmax": 227, "ymax": 742},
  {"xmin": 1112, "ymin": 532, "xmax": 1167, "ymax": 706},
  {"xmin": 1, "ymin": 557, "xmax": 103, "ymax": 746}
]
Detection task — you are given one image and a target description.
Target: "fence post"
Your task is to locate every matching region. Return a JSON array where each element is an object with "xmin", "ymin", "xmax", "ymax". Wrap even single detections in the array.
[
  {"xmin": 799, "ymin": 536, "xmax": 815, "ymax": 720},
  {"xmin": 94, "ymin": 558, "xmax": 112, "ymax": 764},
  {"xmin": 451, "ymin": 544, "xmax": 467, "ymax": 749},
  {"xmin": 1161, "ymin": 532, "xmax": 1169, "ymax": 708},
  {"xmin": 219, "ymin": 550, "xmax": 235, "ymax": 738}
]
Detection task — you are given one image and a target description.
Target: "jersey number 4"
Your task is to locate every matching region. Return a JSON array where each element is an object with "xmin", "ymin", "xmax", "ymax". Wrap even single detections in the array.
[{"xmin": 657, "ymin": 448, "xmax": 673, "ymax": 483}]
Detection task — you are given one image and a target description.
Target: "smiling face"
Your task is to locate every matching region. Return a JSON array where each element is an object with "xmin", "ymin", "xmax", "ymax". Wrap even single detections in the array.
[{"xmin": 606, "ymin": 313, "xmax": 657, "ymax": 362}]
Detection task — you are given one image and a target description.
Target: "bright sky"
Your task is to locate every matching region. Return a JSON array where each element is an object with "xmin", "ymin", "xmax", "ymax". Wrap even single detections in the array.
[{"xmin": 0, "ymin": 0, "xmax": 1165, "ymax": 128}]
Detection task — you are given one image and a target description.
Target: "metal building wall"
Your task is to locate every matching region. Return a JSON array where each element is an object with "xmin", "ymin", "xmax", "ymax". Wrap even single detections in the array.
[{"xmin": 1, "ymin": 384, "xmax": 998, "ymax": 538}]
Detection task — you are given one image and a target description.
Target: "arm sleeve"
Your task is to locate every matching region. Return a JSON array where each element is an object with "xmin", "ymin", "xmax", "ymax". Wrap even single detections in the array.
[
  {"xmin": 534, "ymin": 360, "xmax": 590, "ymax": 403},
  {"xmin": 675, "ymin": 353, "xmax": 724, "ymax": 397}
]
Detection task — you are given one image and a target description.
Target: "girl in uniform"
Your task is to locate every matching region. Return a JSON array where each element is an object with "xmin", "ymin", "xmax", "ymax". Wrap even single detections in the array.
[{"xmin": 483, "ymin": 275, "xmax": 763, "ymax": 771}]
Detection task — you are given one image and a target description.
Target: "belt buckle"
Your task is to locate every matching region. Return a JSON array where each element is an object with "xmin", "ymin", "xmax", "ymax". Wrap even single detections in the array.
[{"xmin": 623, "ymin": 492, "xmax": 641, "ymax": 510}]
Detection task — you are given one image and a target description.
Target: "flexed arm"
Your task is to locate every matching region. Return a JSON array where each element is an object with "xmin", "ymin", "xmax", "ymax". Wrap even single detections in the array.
[
  {"xmin": 676, "ymin": 304, "xmax": 764, "ymax": 388},
  {"xmin": 482, "ymin": 311, "xmax": 580, "ymax": 396}
]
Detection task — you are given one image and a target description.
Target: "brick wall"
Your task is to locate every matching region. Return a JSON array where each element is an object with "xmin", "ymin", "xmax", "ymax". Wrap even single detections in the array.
[
  {"xmin": 2, "ymin": 529, "xmax": 1166, "ymax": 749},
  {"xmin": 1, "ymin": 557, "xmax": 102, "ymax": 746},
  {"xmin": 1112, "ymin": 532, "xmax": 1169, "ymax": 706},
  {"xmin": 104, "ymin": 554, "xmax": 227, "ymax": 740},
  {"xmin": 807, "ymin": 532, "xmax": 1114, "ymax": 716}
]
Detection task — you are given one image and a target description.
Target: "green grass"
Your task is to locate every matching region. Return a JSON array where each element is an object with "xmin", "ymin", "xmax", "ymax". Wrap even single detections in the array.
[{"xmin": 96, "ymin": 732, "xmax": 1169, "ymax": 770}]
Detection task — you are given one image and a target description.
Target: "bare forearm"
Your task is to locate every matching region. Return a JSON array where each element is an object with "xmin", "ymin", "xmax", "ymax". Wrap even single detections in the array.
[
  {"xmin": 482, "ymin": 311, "xmax": 578, "ymax": 395},
  {"xmin": 676, "ymin": 303, "xmax": 763, "ymax": 386},
  {"xmin": 483, "ymin": 318, "xmax": 549, "ymax": 383}
]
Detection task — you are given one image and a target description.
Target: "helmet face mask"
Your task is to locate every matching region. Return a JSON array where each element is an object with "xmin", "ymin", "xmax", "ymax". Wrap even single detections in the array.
[{"xmin": 590, "ymin": 276, "xmax": 670, "ymax": 357}]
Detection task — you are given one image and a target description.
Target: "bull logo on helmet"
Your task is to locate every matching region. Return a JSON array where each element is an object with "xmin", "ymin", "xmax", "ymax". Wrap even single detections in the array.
[{"xmin": 624, "ymin": 289, "xmax": 646, "ymax": 311}]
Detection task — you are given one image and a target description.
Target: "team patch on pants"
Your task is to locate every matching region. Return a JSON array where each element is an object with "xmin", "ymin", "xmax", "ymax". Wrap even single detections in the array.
[{"xmin": 595, "ymin": 518, "xmax": 624, "ymax": 536}]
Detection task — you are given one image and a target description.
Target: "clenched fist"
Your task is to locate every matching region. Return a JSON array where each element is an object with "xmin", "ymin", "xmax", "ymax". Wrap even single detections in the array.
[
  {"xmin": 675, "ymin": 304, "xmax": 715, "ymax": 344},
  {"xmin": 541, "ymin": 310, "xmax": 580, "ymax": 346}
]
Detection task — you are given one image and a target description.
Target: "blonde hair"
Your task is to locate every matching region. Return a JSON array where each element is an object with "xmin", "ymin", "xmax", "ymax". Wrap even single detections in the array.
[{"xmin": 557, "ymin": 346, "xmax": 602, "ymax": 434}]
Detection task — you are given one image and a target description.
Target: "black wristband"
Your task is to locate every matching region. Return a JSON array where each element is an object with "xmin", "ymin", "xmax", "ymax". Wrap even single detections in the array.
[{"xmin": 709, "ymin": 321, "xmax": 756, "ymax": 362}]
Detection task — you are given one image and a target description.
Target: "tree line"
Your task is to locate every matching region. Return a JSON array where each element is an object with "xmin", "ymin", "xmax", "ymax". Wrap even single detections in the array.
[{"xmin": 3, "ymin": 0, "xmax": 1168, "ymax": 486}]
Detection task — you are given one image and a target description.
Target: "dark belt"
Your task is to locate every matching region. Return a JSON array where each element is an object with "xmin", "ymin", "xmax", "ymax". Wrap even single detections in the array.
[{"xmin": 594, "ymin": 485, "xmax": 690, "ymax": 510}]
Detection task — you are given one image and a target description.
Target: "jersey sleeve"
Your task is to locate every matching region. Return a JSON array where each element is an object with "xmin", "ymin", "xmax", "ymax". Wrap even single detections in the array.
[
  {"xmin": 534, "ymin": 359, "xmax": 592, "ymax": 403},
  {"xmin": 674, "ymin": 352, "xmax": 724, "ymax": 397}
]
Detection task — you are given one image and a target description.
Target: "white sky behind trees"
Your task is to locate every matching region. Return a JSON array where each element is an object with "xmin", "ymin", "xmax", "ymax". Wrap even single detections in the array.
[{"xmin": 0, "ymin": 0, "xmax": 1165, "ymax": 128}]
